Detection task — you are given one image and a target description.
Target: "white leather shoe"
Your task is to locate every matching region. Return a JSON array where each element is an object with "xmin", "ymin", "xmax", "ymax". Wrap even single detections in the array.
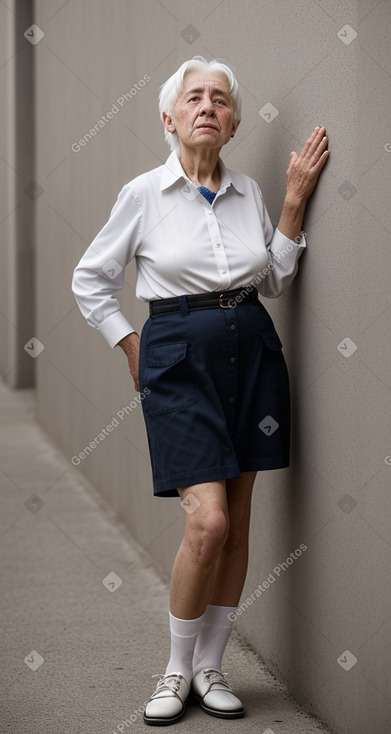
[
  {"xmin": 191, "ymin": 668, "xmax": 244, "ymax": 719},
  {"xmin": 143, "ymin": 672, "xmax": 191, "ymax": 726}
]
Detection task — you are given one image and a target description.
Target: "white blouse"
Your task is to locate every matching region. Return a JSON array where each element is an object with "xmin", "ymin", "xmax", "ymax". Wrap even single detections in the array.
[{"xmin": 71, "ymin": 150, "xmax": 306, "ymax": 347}]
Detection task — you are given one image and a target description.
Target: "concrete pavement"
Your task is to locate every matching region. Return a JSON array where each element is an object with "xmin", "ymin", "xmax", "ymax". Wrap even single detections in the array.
[{"xmin": 0, "ymin": 381, "xmax": 334, "ymax": 734}]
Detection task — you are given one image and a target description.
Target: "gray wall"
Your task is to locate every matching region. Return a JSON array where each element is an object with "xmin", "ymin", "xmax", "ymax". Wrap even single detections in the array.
[
  {"xmin": 0, "ymin": 0, "xmax": 35, "ymax": 387},
  {"xmin": 4, "ymin": 1, "xmax": 391, "ymax": 732}
]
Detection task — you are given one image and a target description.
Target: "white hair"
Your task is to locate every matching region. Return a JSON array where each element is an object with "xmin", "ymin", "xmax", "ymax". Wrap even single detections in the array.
[{"xmin": 158, "ymin": 56, "xmax": 241, "ymax": 153}]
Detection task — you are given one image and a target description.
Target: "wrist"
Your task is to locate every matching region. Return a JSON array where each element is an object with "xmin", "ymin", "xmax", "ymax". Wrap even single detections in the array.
[
  {"xmin": 278, "ymin": 196, "xmax": 306, "ymax": 242},
  {"xmin": 118, "ymin": 332, "xmax": 139, "ymax": 355},
  {"xmin": 283, "ymin": 193, "xmax": 307, "ymax": 211}
]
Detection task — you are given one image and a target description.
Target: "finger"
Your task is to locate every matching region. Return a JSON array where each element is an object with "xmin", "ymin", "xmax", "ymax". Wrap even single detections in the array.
[
  {"xmin": 310, "ymin": 128, "xmax": 328, "ymax": 157},
  {"xmin": 317, "ymin": 148, "xmax": 330, "ymax": 169},
  {"xmin": 311, "ymin": 148, "xmax": 330, "ymax": 176},
  {"xmin": 314, "ymin": 135, "xmax": 329, "ymax": 161},
  {"xmin": 301, "ymin": 126, "xmax": 326, "ymax": 160},
  {"xmin": 299, "ymin": 126, "xmax": 322, "ymax": 159},
  {"xmin": 310, "ymin": 138, "xmax": 329, "ymax": 160},
  {"xmin": 305, "ymin": 134, "xmax": 328, "ymax": 168}
]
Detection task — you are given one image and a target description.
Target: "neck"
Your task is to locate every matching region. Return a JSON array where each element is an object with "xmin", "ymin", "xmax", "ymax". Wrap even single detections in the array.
[{"xmin": 178, "ymin": 145, "xmax": 221, "ymax": 192}]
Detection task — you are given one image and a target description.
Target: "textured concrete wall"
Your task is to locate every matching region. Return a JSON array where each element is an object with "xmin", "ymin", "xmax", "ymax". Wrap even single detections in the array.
[
  {"xmin": 25, "ymin": 1, "xmax": 391, "ymax": 732},
  {"xmin": 0, "ymin": 0, "xmax": 34, "ymax": 387}
]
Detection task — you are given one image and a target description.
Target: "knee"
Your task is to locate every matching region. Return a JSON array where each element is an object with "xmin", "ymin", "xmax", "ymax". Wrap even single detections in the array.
[
  {"xmin": 223, "ymin": 526, "xmax": 246, "ymax": 552},
  {"xmin": 223, "ymin": 516, "xmax": 250, "ymax": 552},
  {"xmin": 186, "ymin": 510, "xmax": 229, "ymax": 565}
]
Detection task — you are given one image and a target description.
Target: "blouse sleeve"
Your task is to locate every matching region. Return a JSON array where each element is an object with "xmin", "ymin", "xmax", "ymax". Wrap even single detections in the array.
[
  {"xmin": 254, "ymin": 183, "xmax": 307, "ymax": 298},
  {"xmin": 71, "ymin": 184, "xmax": 143, "ymax": 347}
]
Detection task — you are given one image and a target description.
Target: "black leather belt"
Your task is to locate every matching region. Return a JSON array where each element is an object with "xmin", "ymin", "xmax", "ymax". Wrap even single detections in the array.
[{"xmin": 149, "ymin": 285, "xmax": 258, "ymax": 315}]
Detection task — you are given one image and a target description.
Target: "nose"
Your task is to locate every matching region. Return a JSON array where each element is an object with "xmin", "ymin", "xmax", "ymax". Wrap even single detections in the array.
[{"xmin": 199, "ymin": 95, "xmax": 215, "ymax": 116}]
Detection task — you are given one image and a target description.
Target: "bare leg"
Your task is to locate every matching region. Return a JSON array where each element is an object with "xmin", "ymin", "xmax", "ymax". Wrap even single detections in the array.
[
  {"xmin": 162, "ymin": 473, "xmax": 256, "ymax": 707},
  {"xmin": 145, "ymin": 484, "xmax": 232, "ymax": 720},
  {"xmin": 169, "ymin": 479, "xmax": 229, "ymax": 619},
  {"xmin": 207, "ymin": 471, "xmax": 257, "ymax": 607},
  {"xmin": 169, "ymin": 472, "xmax": 256, "ymax": 618},
  {"xmin": 189, "ymin": 472, "xmax": 256, "ymax": 681}
]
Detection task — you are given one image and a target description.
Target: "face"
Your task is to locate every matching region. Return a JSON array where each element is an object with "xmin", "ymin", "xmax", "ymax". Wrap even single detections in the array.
[{"xmin": 163, "ymin": 69, "xmax": 240, "ymax": 152}]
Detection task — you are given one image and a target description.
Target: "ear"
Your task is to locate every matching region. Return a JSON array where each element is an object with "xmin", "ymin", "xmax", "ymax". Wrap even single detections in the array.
[
  {"xmin": 231, "ymin": 119, "xmax": 241, "ymax": 136},
  {"xmin": 162, "ymin": 111, "xmax": 175, "ymax": 134}
]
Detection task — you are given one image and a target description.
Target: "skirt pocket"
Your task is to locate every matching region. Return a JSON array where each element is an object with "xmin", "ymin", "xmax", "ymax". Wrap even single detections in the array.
[
  {"xmin": 262, "ymin": 331, "xmax": 290, "ymax": 395},
  {"xmin": 142, "ymin": 341, "xmax": 196, "ymax": 417}
]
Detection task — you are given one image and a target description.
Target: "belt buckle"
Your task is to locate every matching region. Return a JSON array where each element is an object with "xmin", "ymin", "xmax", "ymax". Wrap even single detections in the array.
[{"xmin": 218, "ymin": 292, "xmax": 232, "ymax": 309}]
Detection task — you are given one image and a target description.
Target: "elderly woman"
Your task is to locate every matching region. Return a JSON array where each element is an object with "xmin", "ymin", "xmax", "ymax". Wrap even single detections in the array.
[{"xmin": 72, "ymin": 56, "xmax": 329, "ymax": 725}]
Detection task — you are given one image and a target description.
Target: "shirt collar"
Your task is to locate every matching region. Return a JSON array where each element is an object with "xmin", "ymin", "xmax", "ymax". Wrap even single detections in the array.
[{"xmin": 159, "ymin": 150, "xmax": 245, "ymax": 195}]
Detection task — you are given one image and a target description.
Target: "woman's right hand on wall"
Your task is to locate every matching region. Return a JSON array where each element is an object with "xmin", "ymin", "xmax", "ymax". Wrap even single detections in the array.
[
  {"xmin": 117, "ymin": 332, "xmax": 140, "ymax": 392},
  {"xmin": 285, "ymin": 125, "xmax": 329, "ymax": 204}
]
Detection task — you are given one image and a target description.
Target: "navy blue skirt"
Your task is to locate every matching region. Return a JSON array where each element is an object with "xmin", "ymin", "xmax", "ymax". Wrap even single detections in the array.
[{"xmin": 138, "ymin": 296, "xmax": 290, "ymax": 498}]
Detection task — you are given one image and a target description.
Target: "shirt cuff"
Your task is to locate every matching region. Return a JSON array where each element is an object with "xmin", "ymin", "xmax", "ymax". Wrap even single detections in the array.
[
  {"xmin": 273, "ymin": 227, "xmax": 307, "ymax": 256},
  {"xmin": 97, "ymin": 311, "xmax": 136, "ymax": 348}
]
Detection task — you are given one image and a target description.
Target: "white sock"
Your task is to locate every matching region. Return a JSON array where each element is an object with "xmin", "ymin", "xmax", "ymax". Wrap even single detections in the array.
[
  {"xmin": 165, "ymin": 611, "xmax": 205, "ymax": 683},
  {"xmin": 192, "ymin": 603, "xmax": 237, "ymax": 676}
]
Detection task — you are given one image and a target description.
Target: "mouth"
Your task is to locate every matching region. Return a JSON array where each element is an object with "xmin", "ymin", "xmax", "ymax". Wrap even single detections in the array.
[{"xmin": 196, "ymin": 124, "xmax": 219, "ymax": 131}]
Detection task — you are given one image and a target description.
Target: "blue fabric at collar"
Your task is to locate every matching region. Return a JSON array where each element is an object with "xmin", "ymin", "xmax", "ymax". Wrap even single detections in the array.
[
  {"xmin": 197, "ymin": 185, "xmax": 216, "ymax": 204},
  {"xmin": 159, "ymin": 151, "xmax": 245, "ymax": 195}
]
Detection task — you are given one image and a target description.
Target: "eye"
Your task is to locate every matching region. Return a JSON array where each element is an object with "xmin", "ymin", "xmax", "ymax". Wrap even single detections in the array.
[
  {"xmin": 215, "ymin": 99, "xmax": 225, "ymax": 105},
  {"xmin": 188, "ymin": 96, "xmax": 199, "ymax": 102}
]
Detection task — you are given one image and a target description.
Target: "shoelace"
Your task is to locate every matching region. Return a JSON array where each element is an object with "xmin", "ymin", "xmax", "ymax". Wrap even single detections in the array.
[
  {"xmin": 202, "ymin": 669, "xmax": 230, "ymax": 689},
  {"xmin": 150, "ymin": 672, "xmax": 183, "ymax": 697}
]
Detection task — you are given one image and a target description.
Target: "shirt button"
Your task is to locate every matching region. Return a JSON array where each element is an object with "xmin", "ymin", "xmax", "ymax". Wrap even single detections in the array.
[
  {"xmin": 230, "ymin": 324, "xmax": 236, "ymax": 330},
  {"xmin": 215, "ymin": 243, "xmax": 221, "ymax": 248},
  {"xmin": 230, "ymin": 356, "xmax": 236, "ymax": 363},
  {"xmin": 228, "ymin": 397, "xmax": 234, "ymax": 403}
]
